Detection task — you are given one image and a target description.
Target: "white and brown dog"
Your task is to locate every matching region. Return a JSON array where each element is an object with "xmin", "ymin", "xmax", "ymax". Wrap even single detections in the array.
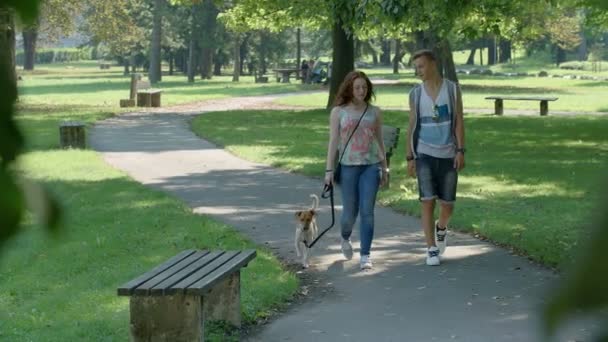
[{"xmin": 294, "ymin": 194, "xmax": 319, "ymax": 268}]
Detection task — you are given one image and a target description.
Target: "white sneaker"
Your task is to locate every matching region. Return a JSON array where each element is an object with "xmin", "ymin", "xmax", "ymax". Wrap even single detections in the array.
[
  {"xmin": 341, "ymin": 239, "xmax": 353, "ymax": 260},
  {"xmin": 360, "ymin": 255, "xmax": 373, "ymax": 270},
  {"xmin": 426, "ymin": 246, "xmax": 441, "ymax": 266},
  {"xmin": 435, "ymin": 220, "xmax": 447, "ymax": 255}
]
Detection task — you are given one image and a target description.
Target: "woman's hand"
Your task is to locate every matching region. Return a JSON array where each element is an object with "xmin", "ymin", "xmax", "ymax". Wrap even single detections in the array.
[
  {"xmin": 324, "ymin": 171, "xmax": 334, "ymax": 186},
  {"xmin": 380, "ymin": 168, "xmax": 389, "ymax": 187}
]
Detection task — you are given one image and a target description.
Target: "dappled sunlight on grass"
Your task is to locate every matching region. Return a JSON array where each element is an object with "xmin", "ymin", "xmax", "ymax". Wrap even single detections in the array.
[
  {"xmin": 18, "ymin": 150, "xmax": 125, "ymax": 182},
  {"xmin": 459, "ymin": 175, "xmax": 584, "ymax": 199}
]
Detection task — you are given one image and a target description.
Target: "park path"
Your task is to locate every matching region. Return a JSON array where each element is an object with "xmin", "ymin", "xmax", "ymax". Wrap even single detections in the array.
[{"xmin": 89, "ymin": 91, "xmax": 595, "ymax": 342}]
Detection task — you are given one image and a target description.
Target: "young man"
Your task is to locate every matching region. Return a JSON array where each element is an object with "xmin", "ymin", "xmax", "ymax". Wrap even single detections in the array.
[{"xmin": 406, "ymin": 50, "xmax": 465, "ymax": 266}]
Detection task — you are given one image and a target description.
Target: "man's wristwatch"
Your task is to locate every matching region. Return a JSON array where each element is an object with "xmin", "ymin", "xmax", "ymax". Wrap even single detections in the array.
[
  {"xmin": 456, "ymin": 147, "xmax": 466, "ymax": 154},
  {"xmin": 406, "ymin": 155, "xmax": 414, "ymax": 161}
]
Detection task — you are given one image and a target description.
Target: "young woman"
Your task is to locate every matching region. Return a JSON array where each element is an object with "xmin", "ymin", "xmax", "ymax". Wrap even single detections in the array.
[{"xmin": 324, "ymin": 71, "xmax": 388, "ymax": 270}]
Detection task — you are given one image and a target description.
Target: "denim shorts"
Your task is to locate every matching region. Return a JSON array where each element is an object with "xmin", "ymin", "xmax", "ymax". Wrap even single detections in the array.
[{"xmin": 415, "ymin": 154, "xmax": 458, "ymax": 203}]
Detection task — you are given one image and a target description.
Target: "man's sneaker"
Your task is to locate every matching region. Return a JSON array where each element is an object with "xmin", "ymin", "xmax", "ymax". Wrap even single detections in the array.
[
  {"xmin": 360, "ymin": 255, "xmax": 373, "ymax": 270},
  {"xmin": 341, "ymin": 239, "xmax": 353, "ymax": 260},
  {"xmin": 426, "ymin": 246, "xmax": 441, "ymax": 266},
  {"xmin": 435, "ymin": 220, "xmax": 447, "ymax": 255}
]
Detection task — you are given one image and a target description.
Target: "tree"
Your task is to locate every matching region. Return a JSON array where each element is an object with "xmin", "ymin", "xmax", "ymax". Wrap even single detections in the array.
[
  {"xmin": 149, "ymin": 0, "xmax": 164, "ymax": 83},
  {"xmin": 546, "ymin": 10, "xmax": 582, "ymax": 66},
  {"xmin": 21, "ymin": 0, "xmax": 82, "ymax": 71},
  {"xmin": 83, "ymin": 0, "xmax": 147, "ymax": 67},
  {"xmin": 199, "ymin": 0, "xmax": 219, "ymax": 79}
]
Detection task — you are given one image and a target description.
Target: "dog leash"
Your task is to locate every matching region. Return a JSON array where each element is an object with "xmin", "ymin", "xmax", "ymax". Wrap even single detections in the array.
[{"xmin": 304, "ymin": 183, "xmax": 335, "ymax": 248}]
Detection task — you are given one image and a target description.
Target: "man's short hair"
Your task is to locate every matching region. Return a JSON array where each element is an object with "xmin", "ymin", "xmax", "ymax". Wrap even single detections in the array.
[{"xmin": 412, "ymin": 49, "xmax": 437, "ymax": 62}]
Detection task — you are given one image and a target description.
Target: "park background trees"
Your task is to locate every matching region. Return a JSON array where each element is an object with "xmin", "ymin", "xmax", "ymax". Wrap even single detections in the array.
[{"xmin": 1, "ymin": 0, "xmax": 608, "ymax": 337}]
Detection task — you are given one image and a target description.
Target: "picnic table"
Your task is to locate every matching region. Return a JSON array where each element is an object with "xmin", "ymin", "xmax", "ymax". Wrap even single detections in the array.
[
  {"xmin": 485, "ymin": 96, "xmax": 558, "ymax": 116},
  {"xmin": 272, "ymin": 68, "xmax": 300, "ymax": 83}
]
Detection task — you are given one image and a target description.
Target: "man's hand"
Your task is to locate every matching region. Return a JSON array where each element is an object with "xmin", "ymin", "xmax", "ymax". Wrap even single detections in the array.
[{"xmin": 454, "ymin": 153, "xmax": 465, "ymax": 172}]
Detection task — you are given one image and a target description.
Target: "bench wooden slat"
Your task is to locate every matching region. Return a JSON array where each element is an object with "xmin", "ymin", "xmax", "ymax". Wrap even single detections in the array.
[
  {"xmin": 131, "ymin": 251, "xmax": 210, "ymax": 295},
  {"xmin": 185, "ymin": 250, "xmax": 257, "ymax": 295},
  {"xmin": 382, "ymin": 125, "xmax": 400, "ymax": 157},
  {"xmin": 149, "ymin": 251, "xmax": 225, "ymax": 296},
  {"xmin": 485, "ymin": 96, "xmax": 558, "ymax": 101},
  {"xmin": 168, "ymin": 251, "xmax": 241, "ymax": 295},
  {"xmin": 117, "ymin": 249, "xmax": 197, "ymax": 296}
]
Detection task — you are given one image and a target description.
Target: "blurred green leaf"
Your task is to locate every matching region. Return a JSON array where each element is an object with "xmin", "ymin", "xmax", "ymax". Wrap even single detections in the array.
[
  {"xmin": 21, "ymin": 177, "xmax": 62, "ymax": 232},
  {"xmin": 1, "ymin": 0, "xmax": 40, "ymax": 23},
  {"xmin": 544, "ymin": 179, "xmax": 608, "ymax": 338},
  {"xmin": 0, "ymin": 168, "xmax": 24, "ymax": 243}
]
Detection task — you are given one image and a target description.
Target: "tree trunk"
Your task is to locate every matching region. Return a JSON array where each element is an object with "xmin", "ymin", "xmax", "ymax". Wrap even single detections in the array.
[
  {"xmin": 414, "ymin": 30, "xmax": 432, "ymax": 51},
  {"xmin": 0, "ymin": 6, "xmax": 20, "ymax": 133},
  {"xmin": 187, "ymin": 5, "xmax": 198, "ymax": 83},
  {"xmin": 327, "ymin": 18, "xmax": 354, "ymax": 108},
  {"xmin": 380, "ymin": 39, "xmax": 391, "ymax": 66},
  {"xmin": 498, "ymin": 39, "xmax": 512, "ymax": 63},
  {"xmin": 123, "ymin": 58, "xmax": 130, "ymax": 75},
  {"xmin": 258, "ymin": 32, "xmax": 267, "ymax": 75},
  {"xmin": 578, "ymin": 30, "xmax": 588, "ymax": 61},
  {"xmin": 239, "ymin": 34, "xmax": 249, "ymax": 76},
  {"xmin": 296, "ymin": 28, "xmax": 301, "ymax": 79},
  {"xmin": 199, "ymin": 0, "xmax": 218, "ymax": 79},
  {"xmin": 466, "ymin": 48, "xmax": 476, "ymax": 65},
  {"xmin": 1, "ymin": 8, "xmax": 17, "ymax": 99},
  {"xmin": 556, "ymin": 45, "xmax": 566, "ymax": 66},
  {"xmin": 479, "ymin": 47, "xmax": 484, "ymax": 66},
  {"xmin": 149, "ymin": 0, "xmax": 163, "ymax": 83},
  {"xmin": 433, "ymin": 39, "xmax": 458, "ymax": 82},
  {"xmin": 392, "ymin": 39, "xmax": 401, "ymax": 74},
  {"xmin": 487, "ymin": 36, "xmax": 496, "ymax": 65},
  {"xmin": 22, "ymin": 27, "xmax": 37, "ymax": 71},
  {"xmin": 169, "ymin": 51, "xmax": 174, "ymax": 75},
  {"xmin": 233, "ymin": 35, "xmax": 240, "ymax": 82}
]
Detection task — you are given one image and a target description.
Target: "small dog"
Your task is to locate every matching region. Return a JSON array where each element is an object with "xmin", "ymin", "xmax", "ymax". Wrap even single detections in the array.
[{"xmin": 294, "ymin": 194, "xmax": 319, "ymax": 268}]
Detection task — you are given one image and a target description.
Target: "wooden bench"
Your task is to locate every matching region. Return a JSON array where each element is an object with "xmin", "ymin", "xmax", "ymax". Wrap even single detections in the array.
[
  {"xmin": 118, "ymin": 249, "xmax": 256, "ymax": 341},
  {"xmin": 135, "ymin": 79, "xmax": 163, "ymax": 107},
  {"xmin": 485, "ymin": 96, "xmax": 558, "ymax": 116},
  {"xmin": 382, "ymin": 125, "xmax": 400, "ymax": 188}
]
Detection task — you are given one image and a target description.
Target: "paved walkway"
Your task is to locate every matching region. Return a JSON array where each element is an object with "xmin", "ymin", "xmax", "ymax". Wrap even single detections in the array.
[{"xmin": 90, "ymin": 95, "xmax": 595, "ymax": 342}]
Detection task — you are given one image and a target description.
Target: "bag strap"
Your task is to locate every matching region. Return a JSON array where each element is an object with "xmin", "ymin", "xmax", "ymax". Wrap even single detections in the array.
[{"xmin": 337, "ymin": 103, "xmax": 369, "ymax": 164}]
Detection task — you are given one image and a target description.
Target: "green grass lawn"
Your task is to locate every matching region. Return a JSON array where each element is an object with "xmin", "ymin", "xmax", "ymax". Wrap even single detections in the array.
[
  {"xmin": 276, "ymin": 73, "xmax": 608, "ymax": 113},
  {"xmin": 3, "ymin": 61, "xmax": 302, "ymax": 341},
  {"xmin": 17, "ymin": 60, "xmax": 318, "ymax": 108},
  {"xmin": 192, "ymin": 109, "xmax": 608, "ymax": 267}
]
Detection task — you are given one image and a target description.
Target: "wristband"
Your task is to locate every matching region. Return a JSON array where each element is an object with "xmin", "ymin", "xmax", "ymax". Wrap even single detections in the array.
[{"xmin": 325, "ymin": 169, "xmax": 333, "ymax": 172}]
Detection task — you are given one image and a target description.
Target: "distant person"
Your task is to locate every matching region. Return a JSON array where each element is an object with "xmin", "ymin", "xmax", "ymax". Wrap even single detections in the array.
[
  {"xmin": 307, "ymin": 59, "xmax": 315, "ymax": 83},
  {"xmin": 405, "ymin": 49, "xmax": 466, "ymax": 266},
  {"xmin": 301, "ymin": 60, "xmax": 309, "ymax": 84},
  {"xmin": 324, "ymin": 70, "xmax": 388, "ymax": 270}
]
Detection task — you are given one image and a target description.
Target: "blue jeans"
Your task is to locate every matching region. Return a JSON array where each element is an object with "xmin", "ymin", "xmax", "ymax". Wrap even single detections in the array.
[{"xmin": 339, "ymin": 163, "xmax": 381, "ymax": 256}]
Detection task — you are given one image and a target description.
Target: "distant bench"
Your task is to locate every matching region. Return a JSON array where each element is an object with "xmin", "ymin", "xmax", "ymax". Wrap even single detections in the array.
[
  {"xmin": 118, "ymin": 249, "xmax": 256, "ymax": 341},
  {"xmin": 135, "ymin": 80, "xmax": 163, "ymax": 107},
  {"xmin": 485, "ymin": 96, "xmax": 558, "ymax": 116},
  {"xmin": 382, "ymin": 125, "xmax": 400, "ymax": 188}
]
